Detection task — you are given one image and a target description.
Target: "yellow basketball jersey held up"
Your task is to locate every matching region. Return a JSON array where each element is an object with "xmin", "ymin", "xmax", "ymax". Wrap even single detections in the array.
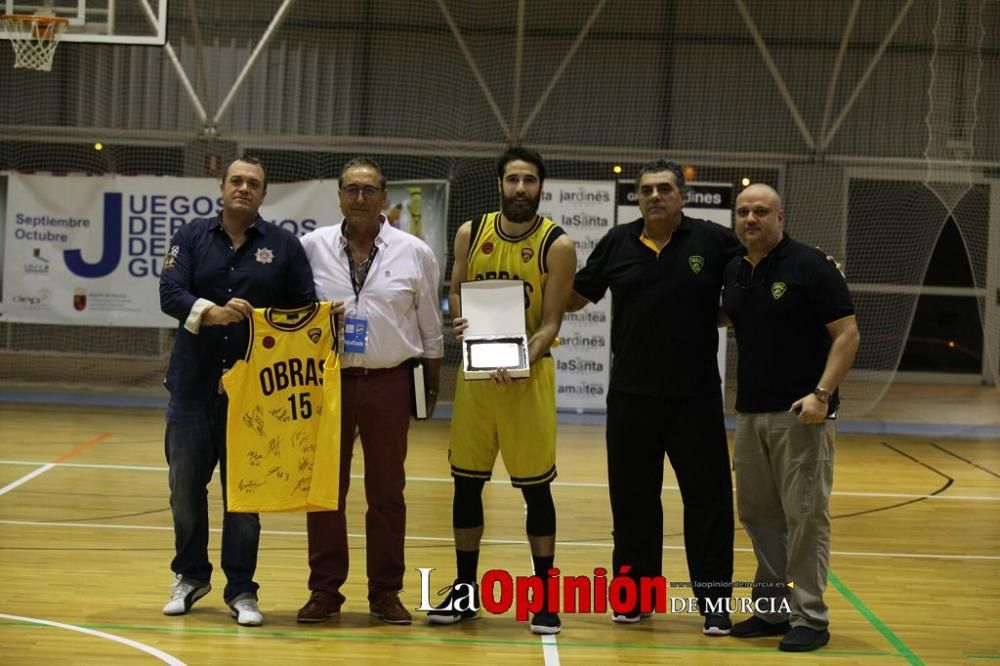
[
  {"xmin": 466, "ymin": 212, "xmax": 565, "ymax": 336},
  {"xmin": 223, "ymin": 302, "xmax": 341, "ymax": 512}
]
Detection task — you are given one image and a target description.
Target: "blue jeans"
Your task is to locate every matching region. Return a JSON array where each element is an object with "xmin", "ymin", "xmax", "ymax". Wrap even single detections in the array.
[{"xmin": 164, "ymin": 395, "xmax": 260, "ymax": 602}]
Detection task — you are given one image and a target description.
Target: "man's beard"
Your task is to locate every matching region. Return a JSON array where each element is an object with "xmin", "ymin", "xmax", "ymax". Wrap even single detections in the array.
[{"xmin": 501, "ymin": 192, "xmax": 540, "ymax": 223}]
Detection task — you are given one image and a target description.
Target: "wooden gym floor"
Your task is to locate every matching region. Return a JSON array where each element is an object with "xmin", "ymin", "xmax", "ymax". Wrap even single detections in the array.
[{"xmin": 0, "ymin": 392, "xmax": 998, "ymax": 665}]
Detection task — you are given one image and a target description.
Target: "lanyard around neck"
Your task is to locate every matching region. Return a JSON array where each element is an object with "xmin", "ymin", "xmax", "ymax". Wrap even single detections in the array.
[{"xmin": 345, "ymin": 241, "xmax": 379, "ymax": 300}]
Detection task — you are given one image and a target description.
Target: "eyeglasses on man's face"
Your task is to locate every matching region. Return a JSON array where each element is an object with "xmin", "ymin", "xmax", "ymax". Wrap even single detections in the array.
[{"xmin": 340, "ymin": 185, "xmax": 383, "ymax": 198}]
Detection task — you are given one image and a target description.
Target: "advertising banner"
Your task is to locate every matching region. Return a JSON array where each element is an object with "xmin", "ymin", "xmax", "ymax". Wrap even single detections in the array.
[
  {"xmin": 1, "ymin": 174, "xmax": 448, "ymax": 327},
  {"xmin": 540, "ymin": 179, "xmax": 615, "ymax": 411}
]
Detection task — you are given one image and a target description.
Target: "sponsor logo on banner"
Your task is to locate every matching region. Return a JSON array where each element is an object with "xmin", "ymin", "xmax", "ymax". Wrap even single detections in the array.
[
  {"xmin": 24, "ymin": 248, "xmax": 50, "ymax": 273},
  {"xmin": 560, "ymin": 333, "xmax": 606, "ymax": 348},
  {"xmin": 564, "ymin": 310, "xmax": 606, "ymax": 324},
  {"xmin": 560, "ymin": 213, "xmax": 609, "ymax": 228},
  {"xmin": 11, "ymin": 290, "xmax": 50, "ymax": 307},
  {"xmin": 73, "ymin": 287, "xmax": 87, "ymax": 311},
  {"xmin": 557, "ymin": 382, "xmax": 605, "ymax": 396},
  {"xmin": 555, "ymin": 357, "xmax": 605, "ymax": 374}
]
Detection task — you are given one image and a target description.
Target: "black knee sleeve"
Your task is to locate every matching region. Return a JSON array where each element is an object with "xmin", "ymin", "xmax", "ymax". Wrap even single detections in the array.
[
  {"xmin": 521, "ymin": 483, "xmax": 556, "ymax": 536},
  {"xmin": 453, "ymin": 476, "xmax": 486, "ymax": 529}
]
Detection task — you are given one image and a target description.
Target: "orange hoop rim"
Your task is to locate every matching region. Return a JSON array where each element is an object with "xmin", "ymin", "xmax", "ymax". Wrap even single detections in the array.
[{"xmin": 0, "ymin": 14, "xmax": 70, "ymax": 27}]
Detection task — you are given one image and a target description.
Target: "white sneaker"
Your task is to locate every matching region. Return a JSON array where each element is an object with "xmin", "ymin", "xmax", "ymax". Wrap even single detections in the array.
[
  {"xmin": 162, "ymin": 575, "xmax": 211, "ymax": 616},
  {"xmin": 229, "ymin": 597, "xmax": 264, "ymax": 626}
]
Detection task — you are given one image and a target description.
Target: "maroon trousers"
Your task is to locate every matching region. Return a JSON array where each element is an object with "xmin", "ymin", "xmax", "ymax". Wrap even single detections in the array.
[{"xmin": 306, "ymin": 363, "xmax": 411, "ymax": 603}]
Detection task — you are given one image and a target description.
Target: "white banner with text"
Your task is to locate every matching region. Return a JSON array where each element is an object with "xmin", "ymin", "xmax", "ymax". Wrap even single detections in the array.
[
  {"xmin": 541, "ymin": 179, "xmax": 615, "ymax": 412},
  {"xmin": 2, "ymin": 174, "xmax": 448, "ymax": 327}
]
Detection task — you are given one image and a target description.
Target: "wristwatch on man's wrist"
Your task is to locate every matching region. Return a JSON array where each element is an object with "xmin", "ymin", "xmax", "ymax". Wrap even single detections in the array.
[{"xmin": 812, "ymin": 387, "xmax": 832, "ymax": 403}]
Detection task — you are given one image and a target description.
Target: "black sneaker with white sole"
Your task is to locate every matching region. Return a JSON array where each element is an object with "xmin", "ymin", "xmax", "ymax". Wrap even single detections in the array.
[
  {"xmin": 703, "ymin": 613, "xmax": 732, "ymax": 636},
  {"xmin": 612, "ymin": 608, "xmax": 641, "ymax": 624},
  {"xmin": 530, "ymin": 611, "xmax": 561, "ymax": 635},
  {"xmin": 426, "ymin": 581, "xmax": 481, "ymax": 625}
]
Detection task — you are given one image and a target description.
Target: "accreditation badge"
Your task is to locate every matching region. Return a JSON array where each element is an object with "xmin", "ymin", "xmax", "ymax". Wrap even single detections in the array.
[{"xmin": 344, "ymin": 315, "xmax": 368, "ymax": 354}]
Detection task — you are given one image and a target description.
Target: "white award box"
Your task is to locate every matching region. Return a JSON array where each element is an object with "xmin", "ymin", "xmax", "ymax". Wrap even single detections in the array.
[{"xmin": 460, "ymin": 279, "xmax": 530, "ymax": 380}]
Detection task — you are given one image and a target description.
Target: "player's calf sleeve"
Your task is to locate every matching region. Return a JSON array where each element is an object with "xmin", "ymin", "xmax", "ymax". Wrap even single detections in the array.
[
  {"xmin": 521, "ymin": 482, "xmax": 556, "ymax": 537},
  {"xmin": 453, "ymin": 475, "xmax": 486, "ymax": 529}
]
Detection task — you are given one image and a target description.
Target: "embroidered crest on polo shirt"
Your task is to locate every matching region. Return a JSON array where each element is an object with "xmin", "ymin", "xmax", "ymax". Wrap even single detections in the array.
[
  {"xmin": 688, "ymin": 255, "xmax": 704, "ymax": 274},
  {"xmin": 255, "ymin": 248, "xmax": 274, "ymax": 264},
  {"xmin": 771, "ymin": 281, "xmax": 787, "ymax": 300}
]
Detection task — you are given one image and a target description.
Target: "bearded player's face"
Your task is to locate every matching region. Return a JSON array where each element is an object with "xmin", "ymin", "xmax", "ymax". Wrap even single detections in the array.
[{"xmin": 498, "ymin": 159, "xmax": 542, "ymax": 223}]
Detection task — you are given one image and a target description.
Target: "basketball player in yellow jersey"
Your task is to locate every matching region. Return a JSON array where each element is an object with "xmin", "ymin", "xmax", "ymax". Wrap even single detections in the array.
[
  {"xmin": 428, "ymin": 147, "xmax": 576, "ymax": 634},
  {"xmin": 223, "ymin": 302, "xmax": 341, "ymax": 513}
]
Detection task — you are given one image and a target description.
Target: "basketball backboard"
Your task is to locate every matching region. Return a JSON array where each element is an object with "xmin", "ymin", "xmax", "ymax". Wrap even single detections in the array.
[{"xmin": 1, "ymin": 0, "xmax": 166, "ymax": 44}]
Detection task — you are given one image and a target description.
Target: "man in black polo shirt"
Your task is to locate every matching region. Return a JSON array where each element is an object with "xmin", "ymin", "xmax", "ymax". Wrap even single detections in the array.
[
  {"xmin": 159, "ymin": 156, "xmax": 317, "ymax": 626},
  {"xmin": 722, "ymin": 184, "xmax": 859, "ymax": 652},
  {"xmin": 570, "ymin": 159, "xmax": 739, "ymax": 634}
]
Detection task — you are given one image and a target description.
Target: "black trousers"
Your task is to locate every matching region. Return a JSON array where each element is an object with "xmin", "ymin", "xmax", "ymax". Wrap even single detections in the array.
[{"xmin": 606, "ymin": 389, "xmax": 734, "ymax": 610}]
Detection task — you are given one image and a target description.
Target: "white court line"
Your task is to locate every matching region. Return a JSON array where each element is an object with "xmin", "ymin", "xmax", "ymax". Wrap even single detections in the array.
[
  {"xmin": 1, "ymin": 460, "xmax": 998, "ymax": 501},
  {"xmin": 1, "ymin": 518, "xmax": 999, "ymax": 561},
  {"xmin": 524, "ymin": 503, "xmax": 560, "ymax": 666},
  {"xmin": 541, "ymin": 635, "xmax": 560, "ymax": 665},
  {"xmin": 0, "ymin": 460, "xmax": 167, "ymax": 472},
  {"xmin": 0, "ymin": 613, "xmax": 185, "ymax": 665},
  {"xmin": 0, "ymin": 463, "xmax": 55, "ymax": 497}
]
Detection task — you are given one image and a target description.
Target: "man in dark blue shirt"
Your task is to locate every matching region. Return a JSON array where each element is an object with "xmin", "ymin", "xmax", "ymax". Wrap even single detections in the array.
[{"xmin": 159, "ymin": 156, "xmax": 316, "ymax": 626}]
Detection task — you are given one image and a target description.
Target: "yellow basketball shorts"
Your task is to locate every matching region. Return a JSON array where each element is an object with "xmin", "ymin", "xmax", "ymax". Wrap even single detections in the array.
[{"xmin": 448, "ymin": 355, "xmax": 556, "ymax": 487}]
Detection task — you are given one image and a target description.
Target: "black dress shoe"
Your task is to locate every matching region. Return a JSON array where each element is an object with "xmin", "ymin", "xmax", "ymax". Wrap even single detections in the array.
[
  {"xmin": 730, "ymin": 616, "xmax": 792, "ymax": 637},
  {"xmin": 779, "ymin": 626, "xmax": 830, "ymax": 652}
]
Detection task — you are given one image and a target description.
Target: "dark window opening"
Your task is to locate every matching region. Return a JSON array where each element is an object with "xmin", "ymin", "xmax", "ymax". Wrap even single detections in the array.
[{"xmin": 899, "ymin": 218, "xmax": 982, "ymax": 373}]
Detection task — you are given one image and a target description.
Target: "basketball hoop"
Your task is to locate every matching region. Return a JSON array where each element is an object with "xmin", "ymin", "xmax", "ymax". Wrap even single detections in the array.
[{"xmin": 1, "ymin": 14, "xmax": 69, "ymax": 72}]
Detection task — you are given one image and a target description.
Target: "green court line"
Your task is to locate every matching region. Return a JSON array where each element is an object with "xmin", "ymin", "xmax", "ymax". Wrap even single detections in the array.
[
  {"xmin": 829, "ymin": 569, "xmax": 922, "ymax": 665},
  {"xmin": 0, "ymin": 621, "xmax": 895, "ymax": 657}
]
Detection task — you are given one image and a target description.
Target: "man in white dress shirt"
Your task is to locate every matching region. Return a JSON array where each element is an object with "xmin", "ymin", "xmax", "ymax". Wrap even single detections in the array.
[{"xmin": 296, "ymin": 157, "xmax": 444, "ymax": 625}]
